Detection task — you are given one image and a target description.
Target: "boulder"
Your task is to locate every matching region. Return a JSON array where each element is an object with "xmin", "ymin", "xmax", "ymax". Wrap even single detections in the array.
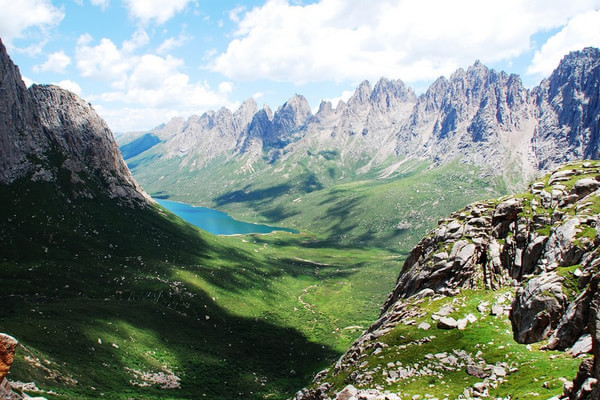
[
  {"xmin": 510, "ymin": 272, "xmax": 568, "ymax": 343},
  {"xmin": 467, "ymin": 364, "xmax": 490, "ymax": 379},
  {"xmin": 572, "ymin": 178, "xmax": 600, "ymax": 197},
  {"xmin": 568, "ymin": 334, "xmax": 592, "ymax": 357},
  {"xmin": 0, "ymin": 334, "xmax": 17, "ymax": 382},
  {"xmin": 492, "ymin": 198, "xmax": 522, "ymax": 237},
  {"xmin": 437, "ymin": 317, "xmax": 458, "ymax": 330},
  {"xmin": 336, "ymin": 384, "xmax": 358, "ymax": 400}
]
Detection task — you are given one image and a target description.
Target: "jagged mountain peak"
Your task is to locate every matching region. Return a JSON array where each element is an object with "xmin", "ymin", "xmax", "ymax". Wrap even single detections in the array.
[
  {"xmin": 272, "ymin": 94, "xmax": 312, "ymax": 134},
  {"xmin": 235, "ymin": 98, "xmax": 258, "ymax": 119},
  {"xmin": 347, "ymin": 80, "xmax": 373, "ymax": 107},
  {"xmin": 316, "ymin": 100, "xmax": 334, "ymax": 119},
  {"xmin": 276, "ymin": 94, "xmax": 312, "ymax": 117}
]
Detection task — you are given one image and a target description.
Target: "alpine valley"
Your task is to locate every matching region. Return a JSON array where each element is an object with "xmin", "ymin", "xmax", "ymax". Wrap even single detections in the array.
[{"xmin": 1, "ymin": 29, "xmax": 600, "ymax": 400}]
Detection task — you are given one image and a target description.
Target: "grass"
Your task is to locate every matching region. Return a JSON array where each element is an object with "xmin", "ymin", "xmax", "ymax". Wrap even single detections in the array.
[
  {"xmin": 130, "ymin": 150, "xmax": 504, "ymax": 251},
  {"xmin": 320, "ymin": 289, "xmax": 583, "ymax": 399},
  {"xmin": 0, "ymin": 176, "xmax": 401, "ymax": 399}
]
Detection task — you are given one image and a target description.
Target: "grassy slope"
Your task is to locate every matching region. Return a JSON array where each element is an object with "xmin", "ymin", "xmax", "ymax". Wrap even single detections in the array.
[
  {"xmin": 0, "ymin": 179, "xmax": 400, "ymax": 399},
  {"xmin": 324, "ymin": 289, "xmax": 581, "ymax": 399},
  {"xmin": 129, "ymin": 147, "xmax": 506, "ymax": 251}
]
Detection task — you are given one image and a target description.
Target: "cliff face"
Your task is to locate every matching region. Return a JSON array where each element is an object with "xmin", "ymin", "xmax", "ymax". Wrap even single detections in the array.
[
  {"xmin": 295, "ymin": 161, "xmax": 600, "ymax": 400},
  {"xmin": 0, "ymin": 38, "xmax": 148, "ymax": 204},
  {"xmin": 533, "ymin": 47, "xmax": 600, "ymax": 169}
]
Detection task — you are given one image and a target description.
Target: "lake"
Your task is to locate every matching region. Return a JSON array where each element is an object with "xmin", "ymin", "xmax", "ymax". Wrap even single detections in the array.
[{"xmin": 155, "ymin": 198, "xmax": 298, "ymax": 235}]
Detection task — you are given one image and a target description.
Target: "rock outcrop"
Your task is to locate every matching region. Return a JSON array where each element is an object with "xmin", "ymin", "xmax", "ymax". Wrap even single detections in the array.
[
  {"xmin": 0, "ymin": 334, "xmax": 17, "ymax": 382},
  {"xmin": 0, "ymin": 38, "xmax": 148, "ymax": 204},
  {"xmin": 294, "ymin": 161, "xmax": 600, "ymax": 399},
  {"xmin": 0, "ymin": 333, "xmax": 24, "ymax": 400}
]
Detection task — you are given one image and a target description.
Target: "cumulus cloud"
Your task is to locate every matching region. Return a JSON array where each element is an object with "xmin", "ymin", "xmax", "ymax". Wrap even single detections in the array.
[
  {"xmin": 323, "ymin": 90, "xmax": 354, "ymax": 108},
  {"xmin": 210, "ymin": 0, "xmax": 600, "ymax": 84},
  {"xmin": 21, "ymin": 76, "xmax": 34, "ymax": 88},
  {"xmin": 218, "ymin": 81, "xmax": 234, "ymax": 94},
  {"xmin": 123, "ymin": 0, "xmax": 191, "ymax": 24},
  {"xmin": 54, "ymin": 79, "xmax": 82, "ymax": 95},
  {"xmin": 528, "ymin": 9, "xmax": 600, "ymax": 76},
  {"xmin": 0, "ymin": 0, "xmax": 64, "ymax": 45},
  {"xmin": 76, "ymin": 36, "xmax": 133, "ymax": 87},
  {"xmin": 33, "ymin": 50, "xmax": 71, "ymax": 73},
  {"xmin": 75, "ymin": 33, "xmax": 235, "ymax": 131}
]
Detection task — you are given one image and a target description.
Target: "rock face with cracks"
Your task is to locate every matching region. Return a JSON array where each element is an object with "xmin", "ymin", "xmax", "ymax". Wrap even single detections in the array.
[{"xmin": 0, "ymin": 38, "xmax": 148, "ymax": 205}]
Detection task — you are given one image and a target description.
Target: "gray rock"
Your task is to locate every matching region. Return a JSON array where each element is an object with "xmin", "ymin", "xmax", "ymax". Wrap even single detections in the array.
[
  {"xmin": 418, "ymin": 322, "xmax": 431, "ymax": 330},
  {"xmin": 572, "ymin": 178, "xmax": 600, "ymax": 197},
  {"xmin": 568, "ymin": 334, "xmax": 592, "ymax": 357},
  {"xmin": 510, "ymin": 272, "xmax": 568, "ymax": 343},
  {"xmin": 466, "ymin": 364, "xmax": 489, "ymax": 378},
  {"xmin": 437, "ymin": 317, "xmax": 458, "ymax": 330}
]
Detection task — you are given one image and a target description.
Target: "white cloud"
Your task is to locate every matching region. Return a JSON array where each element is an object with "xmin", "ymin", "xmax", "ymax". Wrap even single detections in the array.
[
  {"xmin": 54, "ymin": 79, "xmax": 82, "ymax": 95},
  {"xmin": 90, "ymin": 0, "xmax": 109, "ymax": 10},
  {"xmin": 218, "ymin": 81, "xmax": 234, "ymax": 94},
  {"xmin": 75, "ymin": 33, "xmax": 235, "ymax": 131},
  {"xmin": 211, "ymin": 0, "xmax": 600, "ymax": 84},
  {"xmin": 75, "ymin": 36, "xmax": 135, "ymax": 87},
  {"xmin": 21, "ymin": 76, "xmax": 34, "ymax": 88},
  {"xmin": 157, "ymin": 34, "xmax": 191, "ymax": 55},
  {"xmin": 323, "ymin": 90, "xmax": 354, "ymax": 108},
  {"xmin": 33, "ymin": 50, "xmax": 71, "ymax": 73},
  {"xmin": 123, "ymin": 0, "xmax": 191, "ymax": 24},
  {"xmin": 528, "ymin": 10, "xmax": 600, "ymax": 76},
  {"xmin": 0, "ymin": 0, "xmax": 64, "ymax": 44},
  {"xmin": 122, "ymin": 28, "xmax": 149, "ymax": 53}
]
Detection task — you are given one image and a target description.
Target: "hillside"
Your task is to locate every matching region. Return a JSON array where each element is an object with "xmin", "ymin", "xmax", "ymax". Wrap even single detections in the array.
[
  {"xmin": 0, "ymin": 38, "xmax": 398, "ymax": 399},
  {"xmin": 125, "ymin": 48, "xmax": 600, "ymax": 250},
  {"xmin": 294, "ymin": 161, "xmax": 600, "ymax": 399}
]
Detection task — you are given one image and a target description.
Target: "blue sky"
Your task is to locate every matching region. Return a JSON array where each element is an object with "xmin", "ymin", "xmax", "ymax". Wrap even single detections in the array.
[{"xmin": 1, "ymin": 0, "xmax": 599, "ymax": 132}]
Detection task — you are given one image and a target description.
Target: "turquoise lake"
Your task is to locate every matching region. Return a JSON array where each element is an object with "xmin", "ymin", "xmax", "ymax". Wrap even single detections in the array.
[{"xmin": 155, "ymin": 198, "xmax": 298, "ymax": 235}]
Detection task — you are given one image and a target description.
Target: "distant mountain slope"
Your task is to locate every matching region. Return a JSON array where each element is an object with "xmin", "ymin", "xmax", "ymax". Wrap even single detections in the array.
[
  {"xmin": 295, "ymin": 161, "xmax": 600, "ymax": 399},
  {"xmin": 124, "ymin": 48, "xmax": 599, "ymax": 251},
  {"xmin": 120, "ymin": 133, "xmax": 161, "ymax": 160},
  {"xmin": 130, "ymin": 48, "xmax": 599, "ymax": 193}
]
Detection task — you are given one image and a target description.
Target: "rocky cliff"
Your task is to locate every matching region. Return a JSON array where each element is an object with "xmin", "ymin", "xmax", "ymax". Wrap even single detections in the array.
[
  {"xmin": 294, "ymin": 161, "xmax": 600, "ymax": 399},
  {"xmin": 0, "ymin": 38, "xmax": 148, "ymax": 204}
]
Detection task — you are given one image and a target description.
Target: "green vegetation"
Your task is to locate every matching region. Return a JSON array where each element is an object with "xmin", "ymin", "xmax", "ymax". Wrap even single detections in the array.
[
  {"xmin": 129, "ymin": 148, "xmax": 503, "ymax": 251},
  {"xmin": 0, "ymin": 178, "xmax": 399, "ymax": 399},
  {"xmin": 320, "ymin": 290, "xmax": 583, "ymax": 399}
]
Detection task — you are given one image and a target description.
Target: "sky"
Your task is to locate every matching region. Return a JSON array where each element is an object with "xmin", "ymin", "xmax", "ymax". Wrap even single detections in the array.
[{"xmin": 1, "ymin": 0, "xmax": 599, "ymax": 133}]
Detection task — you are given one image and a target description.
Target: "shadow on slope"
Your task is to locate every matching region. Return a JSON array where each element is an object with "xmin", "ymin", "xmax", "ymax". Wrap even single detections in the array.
[{"xmin": 0, "ymin": 179, "xmax": 339, "ymax": 400}]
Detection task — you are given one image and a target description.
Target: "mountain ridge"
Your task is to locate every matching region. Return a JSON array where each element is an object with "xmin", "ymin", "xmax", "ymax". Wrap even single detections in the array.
[{"xmin": 130, "ymin": 47, "xmax": 599, "ymax": 201}]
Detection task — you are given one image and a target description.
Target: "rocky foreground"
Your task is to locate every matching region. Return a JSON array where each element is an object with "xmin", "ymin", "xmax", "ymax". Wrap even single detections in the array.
[{"xmin": 295, "ymin": 161, "xmax": 600, "ymax": 400}]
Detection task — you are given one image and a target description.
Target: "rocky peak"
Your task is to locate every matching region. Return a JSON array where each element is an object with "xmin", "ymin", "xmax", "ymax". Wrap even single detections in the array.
[
  {"xmin": 533, "ymin": 47, "xmax": 600, "ymax": 170},
  {"xmin": 0, "ymin": 38, "xmax": 148, "ymax": 204},
  {"xmin": 234, "ymin": 98, "xmax": 258, "ymax": 126},
  {"xmin": 371, "ymin": 78, "xmax": 416, "ymax": 107},
  {"xmin": 295, "ymin": 161, "xmax": 600, "ymax": 399},
  {"xmin": 273, "ymin": 94, "xmax": 312, "ymax": 132},
  {"xmin": 316, "ymin": 100, "xmax": 334, "ymax": 119},
  {"xmin": 347, "ymin": 80, "xmax": 372, "ymax": 109}
]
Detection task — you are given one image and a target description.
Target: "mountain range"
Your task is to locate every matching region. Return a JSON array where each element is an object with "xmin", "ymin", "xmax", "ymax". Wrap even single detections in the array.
[{"xmin": 127, "ymin": 47, "xmax": 600, "ymax": 191}]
